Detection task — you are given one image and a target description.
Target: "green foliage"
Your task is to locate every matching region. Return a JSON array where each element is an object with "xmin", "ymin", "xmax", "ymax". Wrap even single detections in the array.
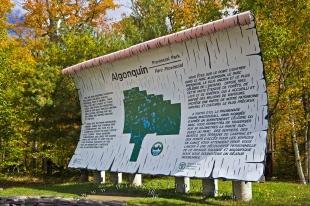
[
  {"xmin": 171, "ymin": 0, "xmax": 223, "ymax": 31},
  {"xmin": 132, "ymin": 0, "xmax": 172, "ymax": 40},
  {"xmin": 237, "ymin": 0, "xmax": 310, "ymax": 181},
  {"xmin": 33, "ymin": 27, "xmax": 130, "ymax": 171},
  {"xmin": 0, "ymin": 0, "xmax": 309, "ymax": 182},
  {"xmin": 43, "ymin": 27, "xmax": 129, "ymax": 68},
  {"xmin": 0, "ymin": 0, "xmax": 129, "ymax": 175},
  {"xmin": 117, "ymin": 0, "xmax": 223, "ymax": 44},
  {"xmin": 0, "ymin": 3, "xmax": 37, "ymax": 172},
  {"xmin": 117, "ymin": 0, "xmax": 172, "ymax": 44}
]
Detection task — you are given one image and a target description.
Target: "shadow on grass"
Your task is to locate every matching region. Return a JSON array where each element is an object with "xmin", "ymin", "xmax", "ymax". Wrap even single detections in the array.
[{"xmin": 0, "ymin": 174, "xmax": 79, "ymax": 189}]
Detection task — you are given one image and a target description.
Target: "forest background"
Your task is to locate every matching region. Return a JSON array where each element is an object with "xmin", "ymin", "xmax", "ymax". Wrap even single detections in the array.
[{"xmin": 0, "ymin": 0, "xmax": 309, "ymax": 184}]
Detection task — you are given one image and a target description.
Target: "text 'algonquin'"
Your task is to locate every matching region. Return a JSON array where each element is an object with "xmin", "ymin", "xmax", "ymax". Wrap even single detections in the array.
[{"xmin": 112, "ymin": 66, "xmax": 148, "ymax": 81}]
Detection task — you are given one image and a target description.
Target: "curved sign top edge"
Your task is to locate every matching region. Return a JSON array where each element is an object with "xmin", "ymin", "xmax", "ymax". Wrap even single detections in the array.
[
  {"xmin": 66, "ymin": 11, "xmax": 268, "ymax": 182},
  {"xmin": 62, "ymin": 11, "xmax": 252, "ymax": 75}
]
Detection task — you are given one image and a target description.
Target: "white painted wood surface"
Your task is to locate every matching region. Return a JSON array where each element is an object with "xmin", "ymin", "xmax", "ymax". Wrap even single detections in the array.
[
  {"xmin": 232, "ymin": 181, "xmax": 252, "ymax": 201},
  {"xmin": 129, "ymin": 174, "xmax": 142, "ymax": 186},
  {"xmin": 68, "ymin": 14, "xmax": 267, "ymax": 182}
]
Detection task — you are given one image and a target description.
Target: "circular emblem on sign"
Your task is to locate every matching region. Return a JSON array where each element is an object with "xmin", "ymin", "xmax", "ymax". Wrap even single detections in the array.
[
  {"xmin": 151, "ymin": 142, "xmax": 163, "ymax": 156},
  {"xmin": 178, "ymin": 162, "xmax": 186, "ymax": 170}
]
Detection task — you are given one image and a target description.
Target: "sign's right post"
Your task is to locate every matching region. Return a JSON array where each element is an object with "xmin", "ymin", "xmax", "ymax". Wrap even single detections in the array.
[{"xmin": 232, "ymin": 181, "xmax": 252, "ymax": 201}]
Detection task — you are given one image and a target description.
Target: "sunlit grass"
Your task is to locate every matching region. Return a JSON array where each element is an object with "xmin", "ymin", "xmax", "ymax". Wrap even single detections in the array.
[{"xmin": 0, "ymin": 176, "xmax": 309, "ymax": 205}]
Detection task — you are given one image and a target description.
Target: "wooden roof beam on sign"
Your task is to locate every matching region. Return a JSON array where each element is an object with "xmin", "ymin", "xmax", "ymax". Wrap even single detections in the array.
[{"xmin": 62, "ymin": 11, "xmax": 253, "ymax": 75}]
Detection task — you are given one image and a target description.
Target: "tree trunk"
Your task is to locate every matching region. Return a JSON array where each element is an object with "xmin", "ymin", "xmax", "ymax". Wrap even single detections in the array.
[
  {"xmin": 0, "ymin": 136, "xmax": 3, "ymax": 163},
  {"xmin": 265, "ymin": 151, "xmax": 273, "ymax": 180},
  {"xmin": 305, "ymin": 120, "xmax": 310, "ymax": 183},
  {"xmin": 266, "ymin": 128, "xmax": 274, "ymax": 180},
  {"xmin": 31, "ymin": 140, "xmax": 37, "ymax": 174},
  {"xmin": 302, "ymin": 87, "xmax": 309, "ymax": 183},
  {"xmin": 291, "ymin": 117, "xmax": 306, "ymax": 184},
  {"xmin": 46, "ymin": 159, "xmax": 52, "ymax": 176}
]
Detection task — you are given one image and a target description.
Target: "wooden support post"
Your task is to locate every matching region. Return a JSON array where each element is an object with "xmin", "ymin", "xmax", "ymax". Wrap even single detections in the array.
[
  {"xmin": 100, "ymin": 171, "xmax": 106, "ymax": 184},
  {"xmin": 202, "ymin": 179, "xmax": 218, "ymax": 197},
  {"xmin": 232, "ymin": 181, "xmax": 252, "ymax": 201},
  {"xmin": 110, "ymin": 172, "xmax": 122, "ymax": 184},
  {"xmin": 129, "ymin": 173, "xmax": 142, "ymax": 186},
  {"xmin": 175, "ymin": 177, "xmax": 190, "ymax": 193}
]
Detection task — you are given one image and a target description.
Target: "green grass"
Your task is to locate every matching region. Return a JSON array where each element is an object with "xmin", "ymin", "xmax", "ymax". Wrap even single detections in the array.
[
  {"xmin": 127, "ymin": 178, "xmax": 310, "ymax": 206},
  {"xmin": 0, "ymin": 176, "xmax": 310, "ymax": 205}
]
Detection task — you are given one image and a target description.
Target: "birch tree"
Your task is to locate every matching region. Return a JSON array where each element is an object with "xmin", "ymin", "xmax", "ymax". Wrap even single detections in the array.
[{"xmin": 237, "ymin": 0, "xmax": 310, "ymax": 183}]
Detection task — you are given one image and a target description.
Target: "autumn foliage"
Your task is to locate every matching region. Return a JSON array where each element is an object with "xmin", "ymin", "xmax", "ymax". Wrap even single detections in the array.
[
  {"xmin": 0, "ymin": 0, "xmax": 309, "ymax": 183},
  {"xmin": 23, "ymin": 0, "xmax": 117, "ymax": 38}
]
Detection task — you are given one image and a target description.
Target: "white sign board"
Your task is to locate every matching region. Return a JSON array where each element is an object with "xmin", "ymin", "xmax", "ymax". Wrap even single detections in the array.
[{"xmin": 64, "ymin": 12, "xmax": 267, "ymax": 181}]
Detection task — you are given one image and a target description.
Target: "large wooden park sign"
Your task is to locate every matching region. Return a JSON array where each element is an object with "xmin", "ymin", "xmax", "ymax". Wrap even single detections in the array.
[{"xmin": 63, "ymin": 11, "xmax": 267, "ymax": 186}]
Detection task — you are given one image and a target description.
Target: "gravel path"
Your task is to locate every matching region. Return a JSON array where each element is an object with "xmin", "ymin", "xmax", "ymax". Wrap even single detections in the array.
[{"xmin": 0, "ymin": 196, "xmax": 125, "ymax": 206}]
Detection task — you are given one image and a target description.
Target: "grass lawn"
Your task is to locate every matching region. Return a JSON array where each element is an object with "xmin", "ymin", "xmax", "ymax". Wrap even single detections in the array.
[{"xmin": 0, "ymin": 176, "xmax": 309, "ymax": 205}]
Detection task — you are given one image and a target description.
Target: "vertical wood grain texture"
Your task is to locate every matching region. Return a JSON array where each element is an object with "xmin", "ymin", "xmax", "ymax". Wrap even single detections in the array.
[{"xmin": 67, "ymin": 13, "xmax": 267, "ymax": 181}]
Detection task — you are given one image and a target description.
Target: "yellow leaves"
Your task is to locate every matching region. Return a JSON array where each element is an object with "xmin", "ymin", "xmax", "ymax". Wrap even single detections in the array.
[
  {"xmin": 173, "ymin": 0, "xmax": 200, "ymax": 29},
  {"xmin": 0, "ymin": 0, "xmax": 12, "ymax": 31},
  {"xmin": 172, "ymin": 0, "xmax": 222, "ymax": 31},
  {"xmin": 23, "ymin": 0, "xmax": 49, "ymax": 36},
  {"xmin": 0, "ymin": 39, "xmax": 34, "ymax": 68},
  {"xmin": 1, "ymin": 44, "xmax": 35, "ymax": 95},
  {"xmin": 0, "ymin": 0, "xmax": 12, "ymax": 14},
  {"xmin": 83, "ymin": 0, "xmax": 117, "ymax": 26},
  {"xmin": 23, "ymin": 0, "xmax": 117, "ymax": 39}
]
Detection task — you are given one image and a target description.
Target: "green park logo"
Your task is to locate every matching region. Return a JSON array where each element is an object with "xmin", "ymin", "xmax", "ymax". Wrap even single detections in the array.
[
  {"xmin": 178, "ymin": 162, "xmax": 186, "ymax": 170},
  {"xmin": 151, "ymin": 142, "xmax": 163, "ymax": 156}
]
